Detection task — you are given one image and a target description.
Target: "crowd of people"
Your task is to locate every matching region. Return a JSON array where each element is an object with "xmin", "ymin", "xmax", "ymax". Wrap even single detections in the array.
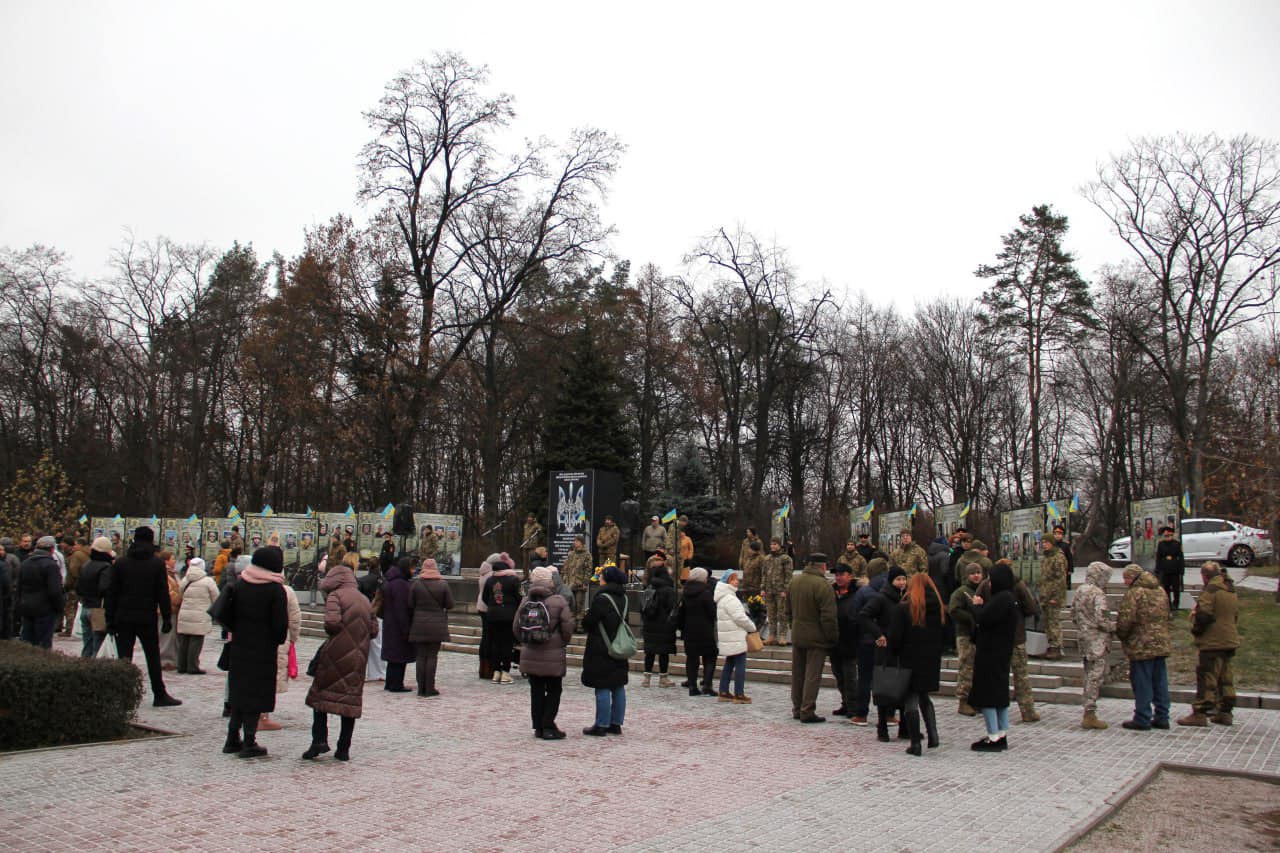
[{"xmin": 2, "ymin": 519, "xmax": 1243, "ymax": 760}]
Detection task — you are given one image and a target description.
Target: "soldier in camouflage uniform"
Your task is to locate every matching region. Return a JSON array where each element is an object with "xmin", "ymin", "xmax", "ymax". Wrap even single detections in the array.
[
  {"xmin": 1178, "ymin": 561, "xmax": 1241, "ymax": 727},
  {"xmin": 1072, "ymin": 561, "xmax": 1116, "ymax": 729},
  {"xmin": 521, "ymin": 514, "xmax": 544, "ymax": 578},
  {"xmin": 1116, "ymin": 564, "xmax": 1172, "ymax": 730},
  {"xmin": 418, "ymin": 526, "xmax": 440, "ymax": 563},
  {"xmin": 738, "ymin": 527, "xmax": 762, "ymax": 570},
  {"xmin": 889, "ymin": 529, "xmax": 928, "ymax": 576},
  {"xmin": 1037, "ymin": 538, "xmax": 1069, "ymax": 660},
  {"xmin": 740, "ymin": 538, "xmax": 765, "ymax": 598},
  {"xmin": 560, "ymin": 535, "xmax": 594, "ymax": 631},
  {"xmin": 835, "ymin": 540, "xmax": 868, "ymax": 580},
  {"xmin": 762, "ymin": 538, "xmax": 794, "ymax": 645},
  {"xmin": 977, "ymin": 558, "xmax": 1042, "ymax": 722},
  {"xmin": 948, "ymin": 552, "xmax": 989, "ymax": 715},
  {"xmin": 595, "ymin": 516, "xmax": 620, "ymax": 565}
]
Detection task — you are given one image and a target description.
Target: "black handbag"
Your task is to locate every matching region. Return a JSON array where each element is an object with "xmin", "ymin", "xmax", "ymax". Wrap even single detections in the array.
[
  {"xmin": 872, "ymin": 663, "xmax": 912, "ymax": 706},
  {"xmin": 306, "ymin": 639, "xmax": 329, "ymax": 677}
]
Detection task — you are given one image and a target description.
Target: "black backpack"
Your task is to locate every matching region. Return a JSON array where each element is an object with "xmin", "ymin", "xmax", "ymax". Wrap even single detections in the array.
[
  {"xmin": 516, "ymin": 598, "xmax": 553, "ymax": 644},
  {"xmin": 641, "ymin": 587, "xmax": 660, "ymax": 619}
]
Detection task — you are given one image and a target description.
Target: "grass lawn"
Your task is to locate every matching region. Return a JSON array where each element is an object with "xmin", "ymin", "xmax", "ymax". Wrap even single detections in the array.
[
  {"xmin": 1245, "ymin": 562, "xmax": 1279, "ymax": 578},
  {"xmin": 1168, "ymin": 589, "xmax": 1280, "ymax": 692}
]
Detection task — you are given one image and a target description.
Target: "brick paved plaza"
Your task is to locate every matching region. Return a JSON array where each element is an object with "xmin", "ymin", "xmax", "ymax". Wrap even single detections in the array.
[{"xmin": 2, "ymin": 634, "xmax": 1277, "ymax": 852}]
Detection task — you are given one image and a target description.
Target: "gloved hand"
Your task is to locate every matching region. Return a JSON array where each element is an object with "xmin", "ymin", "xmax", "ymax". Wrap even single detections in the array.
[{"xmin": 161, "ymin": 618, "xmax": 172, "ymax": 634}]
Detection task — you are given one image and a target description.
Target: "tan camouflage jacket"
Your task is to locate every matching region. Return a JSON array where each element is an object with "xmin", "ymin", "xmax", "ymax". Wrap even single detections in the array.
[
  {"xmin": 418, "ymin": 530, "xmax": 439, "ymax": 560},
  {"xmin": 522, "ymin": 522, "xmax": 543, "ymax": 550},
  {"xmin": 561, "ymin": 548, "xmax": 593, "ymax": 589},
  {"xmin": 835, "ymin": 551, "xmax": 868, "ymax": 579},
  {"xmin": 740, "ymin": 550, "xmax": 765, "ymax": 591},
  {"xmin": 890, "ymin": 543, "xmax": 927, "ymax": 575},
  {"xmin": 762, "ymin": 552, "xmax": 794, "ymax": 594},
  {"xmin": 738, "ymin": 537, "xmax": 760, "ymax": 569},
  {"xmin": 1115, "ymin": 570, "xmax": 1172, "ymax": 661},
  {"xmin": 1071, "ymin": 562, "xmax": 1115, "ymax": 660},
  {"xmin": 1037, "ymin": 544, "xmax": 1069, "ymax": 604},
  {"xmin": 595, "ymin": 523, "xmax": 619, "ymax": 555}
]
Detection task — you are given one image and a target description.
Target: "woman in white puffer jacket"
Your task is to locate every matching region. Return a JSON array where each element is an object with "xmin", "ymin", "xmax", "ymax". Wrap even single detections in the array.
[
  {"xmin": 713, "ymin": 570, "xmax": 757, "ymax": 704},
  {"xmin": 176, "ymin": 558, "xmax": 218, "ymax": 674}
]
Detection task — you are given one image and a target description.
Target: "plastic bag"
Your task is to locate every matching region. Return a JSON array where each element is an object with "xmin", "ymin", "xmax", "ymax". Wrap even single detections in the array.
[
  {"xmin": 71, "ymin": 603, "xmax": 84, "ymax": 638},
  {"xmin": 96, "ymin": 633, "xmax": 118, "ymax": 659}
]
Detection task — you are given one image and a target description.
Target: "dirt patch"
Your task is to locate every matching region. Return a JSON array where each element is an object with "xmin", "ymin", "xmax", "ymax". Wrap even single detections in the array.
[
  {"xmin": 1066, "ymin": 767, "xmax": 1280, "ymax": 851},
  {"xmin": 0, "ymin": 722, "xmax": 176, "ymax": 755}
]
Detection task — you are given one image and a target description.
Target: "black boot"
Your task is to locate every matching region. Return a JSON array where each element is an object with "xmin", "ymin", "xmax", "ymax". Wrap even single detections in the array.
[
  {"xmin": 876, "ymin": 714, "xmax": 891, "ymax": 743},
  {"xmin": 904, "ymin": 710, "xmax": 922, "ymax": 756},
  {"xmin": 222, "ymin": 718, "xmax": 243, "ymax": 754},
  {"xmin": 238, "ymin": 717, "xmax": 266, "ymax": 758},
  {"xmin": 922, "ymin": 701, "xmax": 940, "ymax": 749}
]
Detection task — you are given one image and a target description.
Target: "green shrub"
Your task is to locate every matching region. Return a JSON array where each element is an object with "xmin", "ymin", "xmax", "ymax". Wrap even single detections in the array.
[{"xmin": 0, "ymin": 640, "xmax": 143, "ymax": 750}]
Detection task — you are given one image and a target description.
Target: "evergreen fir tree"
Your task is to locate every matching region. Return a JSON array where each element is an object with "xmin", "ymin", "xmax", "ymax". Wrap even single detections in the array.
[
  {"xmin": 652, "ymin": 443, "xmax": 730, "ymax": 561},
  {"xmin": 0, "ymin": 452, "xmax": 85, "ymax": 538}
]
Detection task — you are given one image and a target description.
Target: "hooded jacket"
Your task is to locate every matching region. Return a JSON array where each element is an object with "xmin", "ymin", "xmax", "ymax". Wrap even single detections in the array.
[
  {"xmin": 678, "ymin": 578, "xmax": 718, "ymax": 655},
  {"xmin": 1191, "ymin": 573, "xmax": 1240, "ymax": 651},
  {"xmin": 1115, "ymin": 567, "xmax": 1172, "ymax": 661},
  {"xmin": 307, "ymin": 563, "xmax": 378, "ymax": 717},
  {"xmin": 1071, "ymin": 562, "xmax": 1115, "ymax": 660},
  {"xmin": 713, "ymin": 581, "xmax": 757, "ymax": 657},
  {"xmin": 76, "ymin": 550, "xmax": 114, "ymax": 609},
  {"xmin": 1038, "ymin": 541, "xmax": 1069, "ymax": 605},
  {"xmin": 969, "ymin": 563, "xmax": 1017, "ymax": 710},
  {"xmin": 176, "ymin": 561, "xmax": 219, "ymax": 636}
]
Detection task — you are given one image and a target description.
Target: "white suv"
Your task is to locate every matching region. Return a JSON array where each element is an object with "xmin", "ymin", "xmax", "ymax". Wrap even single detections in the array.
[{"xmin": 1109, "ymin": 518, "xmax": 1273, "ymax": 567}]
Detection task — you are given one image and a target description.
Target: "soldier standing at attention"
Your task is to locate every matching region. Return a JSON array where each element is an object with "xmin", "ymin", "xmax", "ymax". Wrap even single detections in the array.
[
  {"xmin": 1038, "ymin": 536, "xmax": 1069, "ymax": 660},
  {"xmin": 1178, "ymin": 561, "xmax": 1240, "ymax": 727},
  {"xmin": 740, "ymin": 539, "xmax": 765, "ymax": 599},
  {"xmin": 890, "ymin": 529, "xmax": 928, "ymax": 576},
  {"xmin": 762, "ymin": 538, "xmax": 794, "ymax": 645},
  {"xmin": 520, "ymin": 513, "xmax": 544, "ymax": 578},
  {"xmin": 836, "ymin": 539, "xmax": 868, "ymax": 579},
  {"xmin": 595, "ymin": 516, "xmax": 620, "ymax": 565},
  {"xmin": 738, "ymin": 527, "xmax": 761, "ymax": 570},
  {"xmin": 418, "ymin": 525, "xmax": 439, "ymax": 564},
  {"xmin": 561, "ymin": 535, "xmax": 594, "ymax": 632},
  {"xmin": 1072, "ymin": 562, "xmax": 1116, "ymax": 730}
]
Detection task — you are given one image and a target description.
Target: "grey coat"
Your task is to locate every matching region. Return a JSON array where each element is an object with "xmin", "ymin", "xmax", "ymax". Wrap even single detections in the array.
[{"xmin": 407, "ymin": 576, "xmax": 454, "ymax": 644}]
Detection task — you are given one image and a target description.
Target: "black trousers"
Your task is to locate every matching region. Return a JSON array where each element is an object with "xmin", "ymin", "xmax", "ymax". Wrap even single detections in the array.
[
  {"xmin": 115, "ymin": 619, "xmax": 168, "ymax": 697},
  {"xmin": 227, "ymin": 710, "xmax": 260, "ymax": 745},
  {"xmin": 1162, "ymin": 573, "xmax": 1183, "ymax": 610},
  {"xmin": 686, "ymin": 651, "xmax": 716, "ymax": 688},
  {"xmin": 312, "ymin": 709, "xmax": 355, "ymax": 749},
  {"xmin": 644, "ymin": 651, "xmax": 670, "ymax": 673},
  {"xmin": 487, "ymin": 621, "xmax": 515, "ymax": 672},
  {"xmin": 385, "ymin": 661, "xmax": 407, "ymax": 690},
  {"xmin": 527, "ymin": 674, "xmax": 563, "ymax": 730},
  {"xmin": 415, "ymin": 641, "xmax": 441, "ymax": 692}
]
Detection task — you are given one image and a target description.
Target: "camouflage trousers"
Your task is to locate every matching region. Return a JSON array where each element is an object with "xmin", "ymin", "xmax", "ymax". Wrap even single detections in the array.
[
  {"xmin": 955, "ymin": 635, "xmax": 975, "ymax": 702},
  {"xmin": 1193, "ymin": 649, "xmax": 1236, "ymax": 715},
  {"xmin": 1043, "ymin": 605, "xmax": 1062, "ymax": 650},
  {"xmin": 1012, "ymin": 643, "xmax": 1036, "ymax": 715},
  {"xmin": 61, "ymin": 591, "xmax": 79, "ymax": 636},
  {"xmin": 765, "ymin": 593, "xmax": 789, "ymax": 640},
  {"xmin": 1082, "ymin": 655, "xmax": 1109, "ymax": 713},
  {"xmin": 570, "ymin": 587, "xmax": 587, "ymax": 626}
]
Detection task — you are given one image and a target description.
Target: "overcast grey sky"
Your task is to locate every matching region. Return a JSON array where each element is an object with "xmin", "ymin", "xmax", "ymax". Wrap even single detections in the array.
[{"xmin": 3, "ymin": 0, "xmax": 1278, "ymax": 308}]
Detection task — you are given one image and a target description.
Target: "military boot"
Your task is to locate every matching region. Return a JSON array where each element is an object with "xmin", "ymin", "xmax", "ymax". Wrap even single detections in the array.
[
  {"xmin": 1020, "ymin": 706, "xmax": 1041, "ymax": 723},
  {"xmin": 1177, "ymin": 711, "xmax": 1210, "ymax": 727},
  {"xmin": 957, "ymin": 700, "xmax": 977, "ymax": 716},
  {"xmin": 658, "ymin": 674, "xmax": 673, "ymax": 688},
  {"xmin": 1081, "ymin": 711, "xmax": 1108, "ymax": 730},
  {"xmin": 1211, "ymin": 712, "xmax": 1233, "ymax": 726}
]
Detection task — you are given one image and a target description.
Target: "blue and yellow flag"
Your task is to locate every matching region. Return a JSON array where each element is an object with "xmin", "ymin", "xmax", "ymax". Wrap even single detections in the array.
[
  {"xmin": 382, "ymin": 503, "xmax": 395, "ymax": 518},
  {"xmin": 909, "ymin": 501, "xmax": 919, "ymax": 519},
  {"xmin": 1047, "ymin": 502, "xmax": 1061, "ymax": 521},
  {"xmin": 228, "ymin": 505, "xmax": 241, "ymax": 520},
  {"xmin": 661, "ymin": 508, "xmax": 678, "ymax": 524},
  {"xmin": 1070, "ymin": 492, "xmax": 1080, "ymax": 514},
  {"xmin": 187, "ymin": 513, "xmax": 199, "ymax": 523},
  {"xmin": 862, "ymin": 500, "xmax": 875, "ymax": 521},
  {"xmin": 578, "ymin": 510, "xmax": 588, "ymax": 523},
  {"xmin": 262, "ymin": 504, "xmax": 274, "ymax": 517},
  {"xmin": 305, "ymin": 506, "xmax": 314, "ymax": 517},
  {"xmin": 779, "ymin": 502, "xmax": 791, "ymax": 520},
  {"xmin": 345, "ymin": 504, "xmax": 355, "ymax": 517},
  {"xmin": 77, "ymin": 514, "xmax": 88, "ymax": 524},
  {"xmin": 1181, "ymin": 489, "xmax": 1191, "ymax": 514},
  {"xmin": 959, "ymin": 499, "xmax": 971, "ymax": 518}
]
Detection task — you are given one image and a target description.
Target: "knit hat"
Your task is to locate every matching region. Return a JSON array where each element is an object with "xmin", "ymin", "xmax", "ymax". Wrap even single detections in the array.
[
  {"xmin": 721, "ymin": 569, "xmax": 739, "ymax": 585},
  {"xmin": 499, "ymin": 552, "xmax": 516, "ymax": 570},
  {"xmin": 603, "ymin": 565, "xmax": 627, "ymax": 585},
  {"xmin": 531, "ymin": 566, "xmax": 554, "ymax": 585},
  {"xmin": 866, "ymin": 557, "xmax": 888, "ymax": 578},
  {"xmin": 485, "ymin": 552, "xmax": 503, "ymax": 566},
  {"xmin": 886, "ymin": 566, "xmax": 907, "ymax": 584},
  {"xmin": 688, "ymin": 567, "xmax": 709, "ymax": 583},
  {"xmin": 91, "ymin": 536, "xmax": 113, "ymax": 553},
  {"xmin": 36, "ymin": 535, "xmax": 57, "ymax": 549},
  {"xmin": 252, "ymin": 547, "xmax": 283, "ymax": 575},
  {"xmin": 187, "ymin": 557, "xmax": 206, "ymax": 574},
  {"xmin": 134, "ymin": 526, "xmax": 155, "ymax": 544},
  {"xmin": 989, "ymin": 561, "xmax": 1015, "ymax": 594},
  {"xmin": 970, "ymin": 539, "xmax": 988, "ymax": 551}
]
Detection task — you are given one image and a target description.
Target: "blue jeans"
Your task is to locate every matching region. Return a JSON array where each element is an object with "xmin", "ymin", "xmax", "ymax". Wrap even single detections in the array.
[
  {"xmin": 719, "ymin": 653, "xmax": 746, "ymax": 695},
  {"xmin": 981, "ymin": 706, "xmax": 1010, "ymax": 736},
  {"xmin": 20, "ymin": 613, "xmax": 56, "ymax": 648},
  {"xmin": 1129, "ymin": 657, "xmax": 1170, "ymax": 725},
  {"xmin": 80, "ymin": 607, "xmax": 105, "ymax": 657},
  {"xmin": 594, "ymin": 686, "xmax": 626, "ymax": 728}
]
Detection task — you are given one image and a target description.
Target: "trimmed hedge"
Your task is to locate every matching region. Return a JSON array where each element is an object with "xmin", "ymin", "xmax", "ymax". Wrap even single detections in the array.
[{"xmin": 0, "ymin": 640, "xmax": 143, "ymax": 750}]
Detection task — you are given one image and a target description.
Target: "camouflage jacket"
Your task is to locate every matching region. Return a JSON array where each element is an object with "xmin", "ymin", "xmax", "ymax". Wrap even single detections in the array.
[
  {"xmin": 522, "ymin": 522, "xmax": 544, "ymax": 550},
  {"xmin": 740, "ymin": 551, "xmax": 765, "ymax": 591},
  {"xmin": 1191, "ymin": 574, "xmax": 1240, "ymax": 651},
  {"xmin": 1115, "ymin": 569, "xmax": 1172, "ymax": 661},
  {"xmin": 835, "ymin": 551, "xmax": 868, "ymax": 579},
  {"xmin": 561, "ymin": 549, "xmax": 593, "ymax": 589},
  {"xmin": 738, "ymin": 537, "xmax": 760, "ymax": 569},
  {"xmin": 1037, "ymin": 544, "xmax": 1069, "ymax": 604},
  {"xmin": 948, "ymin": 579, "xmax": 979, "ymax": 638},
  {"xmin": 1070, "ymin": 562, "xmax": 1115, "ymax": 659},
  {"xmin": 595, "ymin": 523, "xmax": 619, "ymax": 554},
  {"xmin": 762, "ymin": 552, "xmax": 794, "ymax": 594},
  {"xmin": 418, "ymin": 530, "xmax": 439, "ymax": 560},
  {"xmin": 890, "ymin": 543, "xmax": 927, "ymax": 575}
]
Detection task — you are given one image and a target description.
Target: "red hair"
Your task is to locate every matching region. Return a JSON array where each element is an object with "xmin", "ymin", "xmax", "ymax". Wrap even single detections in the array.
[{"xmin": 907, "ymin": 573, "xmax": 947, "ymax": 627}]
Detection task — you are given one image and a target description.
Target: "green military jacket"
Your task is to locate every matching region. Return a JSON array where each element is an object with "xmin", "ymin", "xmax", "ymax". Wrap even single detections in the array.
[
  {"xmin": 786, "ymin": 565, "xmax": 838, "ymax": 649},
  {"xmin": 562, "ymin": 548, "xmax": 593, "ymax": 589},
  {"xmin": 762, "ymin": 552, "xmax": 794, "ymax": 594},
  {"xmin": 890, "ymin": 543, "xmax": 928, "ymax": 575},
  {"xmin": 1192, "ymin": 574, "xmax": 1240, "ymax": 651}
]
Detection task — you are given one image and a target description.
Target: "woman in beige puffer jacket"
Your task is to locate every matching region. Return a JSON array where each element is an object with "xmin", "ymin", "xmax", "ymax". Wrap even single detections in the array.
[{"xmin": 177, "ymin": 558, "xmax": 218, "ymax": 674}]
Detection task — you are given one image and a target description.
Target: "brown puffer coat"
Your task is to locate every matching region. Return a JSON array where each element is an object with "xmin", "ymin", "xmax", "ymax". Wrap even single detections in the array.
[
  {"xmin": 306, "ymin": 564, "xmax": 378, "ymax": 718},
  {"xmin": 1115, "ymin": 567, "xmax": 1172, "ymax": 661}
]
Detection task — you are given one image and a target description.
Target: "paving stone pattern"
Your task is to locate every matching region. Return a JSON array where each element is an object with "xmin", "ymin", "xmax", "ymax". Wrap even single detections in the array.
[{"xmin": 1, "ymin": 634, "xmax": 1277, "ymax": 852}]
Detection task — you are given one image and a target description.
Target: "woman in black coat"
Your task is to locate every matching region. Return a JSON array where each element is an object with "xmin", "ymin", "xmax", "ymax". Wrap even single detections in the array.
[
  {"xmin": 482, "ymin": 565, "xmax": 522, "ymax": 683},
  {"xmin": 969, "ymin": 560, "xmax": 1018, "ymax": 752},
  {"xmin": 895, "ymin": 573, "xmax": 947, "ymax": 756},
  {"xmin": 641, "ymin": 565, "xmax": 678, "ymax": 688},
  {"xmin": 676, "ymin": 567, "xmax": 718, "ymax": 697},
  {"xmin": 379, "ymin": 558, "xmax": 414, "ymax": 692},
  {"xmin": 857, "ymin": 566, "xmax": 909, "ymax": 741},
  {"xmin": 220, "ymin": 548, "xmax": 288, "ymax": 758},
  {"xmin": 581, "ymin": 567, "xmax": 631, "ymax": 736}
]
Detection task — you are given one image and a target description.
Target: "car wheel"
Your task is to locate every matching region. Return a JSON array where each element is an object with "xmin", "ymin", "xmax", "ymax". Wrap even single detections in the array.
[{"xmin": 1227, "ymin": 545, "xmax": 1253, "ymax": 568}]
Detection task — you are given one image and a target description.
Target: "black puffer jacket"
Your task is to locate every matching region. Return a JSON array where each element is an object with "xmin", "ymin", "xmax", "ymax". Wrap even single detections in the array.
[
  {"xmin": 581, "ymin": 583, "xmax": 630, "ymax": 689},
  {"xmin": 76, "ymin": 550, "xmax": 114, "ymax": 608},
  {"xmin": 832, "ymin": 583, "xmax": 860, "ymax": 655},
  {"xmin": 17, "ymin": 549, "xmax": 63, "ymax": 619},
  {"xmin": 857, "ymin": 582, "xmax": 907, "ymax": 666},
  {"xmin": 641, "ymin": 573, "xmax": 678, "ymax": 655},
  {"xmin": 676, "ymin": 579, "xmax": 718, "ymax": 656},
  {"xmin": 106, "ymin": 540, "xmax": 169, "ymax": 626}
]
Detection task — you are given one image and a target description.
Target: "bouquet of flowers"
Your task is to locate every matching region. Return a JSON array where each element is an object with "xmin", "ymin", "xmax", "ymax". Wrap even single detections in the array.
[
  {"xmin": 591, "ymin": 560, "xmax": 616, "ymax": 585},
  {"xmin": 745, "ymin": 593, "xmax": 766, "ymax": 625}
]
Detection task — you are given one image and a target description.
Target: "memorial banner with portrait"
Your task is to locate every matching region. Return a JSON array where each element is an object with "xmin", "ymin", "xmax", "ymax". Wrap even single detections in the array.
[
  {"xmin": 201, "ymin": 517, "xmax": 242, "ymax": 563},
  {"xmin": 90, "ymin": 517, "xmax": 127, "ymax": 557},
  {"xmin": 161, "ymin": 517, "xmax": 203, "ymax": 567},
  {"xmin": 933, "ymin": 503, "xmax": 966, "ymax": 542},
  {"xmin": 1000, "ymin": 506, "xmax": 1045, "ymax": 583},
  {"xmin": 849, "ymin": 503, "xmax": 874, "ymax": 542},
  {"xmin": 1130, "ymin": 496, "xmax": 1179, "ymax": 570},
  {"xmin": 878, "ymin": 510, "xmax": 912, "ymax": 556}
]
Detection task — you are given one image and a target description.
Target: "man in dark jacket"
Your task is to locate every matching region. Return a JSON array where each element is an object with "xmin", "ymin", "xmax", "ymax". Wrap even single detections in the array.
[
  {"xmin": 849, "ymin": 572, "xmax": 886, "ymax": 725},
  {"xmin": 828, "ymin": 564, "xmax": 863, "ymax": 718},
  {"xmin": 17, "ymin": 536, "xmax": 64, "ymax": 648},
  {"xmin": 855, "ymin": 533, "xmax": 876, "ymax": 563},
  {"xmin": 787, "ymin": 553, "xmax": 838, "ymax": 723},
  {"xmin": 1155, "ymin": 526, "xmax": 1185, "ymax": 611},
  {"xmin": 0, "ymin": 539, "xmax": 14, "ymax": 639},
  {"xmin": 106, "ymin": 527, "xmax": 181, "ymax": 707}
]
